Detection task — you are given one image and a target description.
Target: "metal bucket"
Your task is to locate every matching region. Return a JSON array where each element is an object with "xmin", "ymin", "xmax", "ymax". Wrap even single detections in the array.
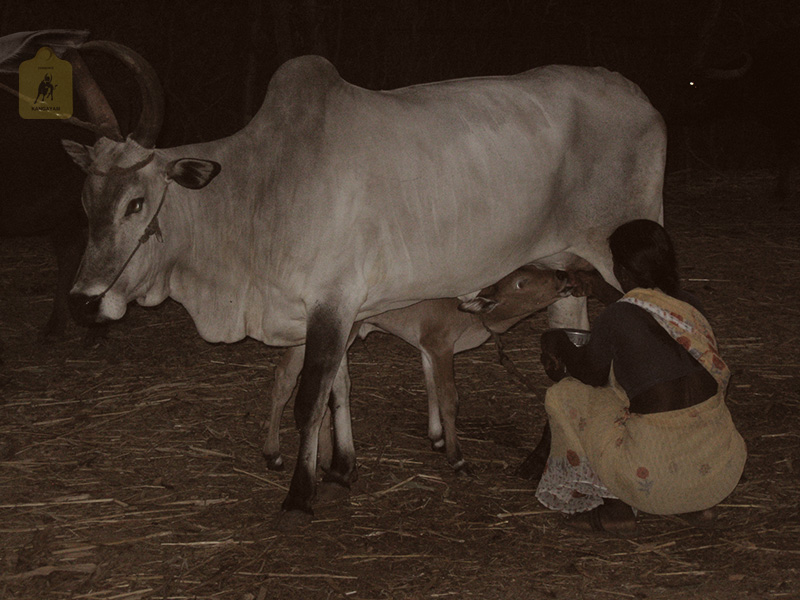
[{"xmin": 548, "ymin": 328, "xmax": 591, "ymax": 347}]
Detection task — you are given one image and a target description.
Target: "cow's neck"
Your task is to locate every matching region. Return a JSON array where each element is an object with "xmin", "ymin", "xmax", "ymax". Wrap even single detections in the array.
[{"xmin": 159, "ymin": 137, "xmax": 303, "ymax": 346}]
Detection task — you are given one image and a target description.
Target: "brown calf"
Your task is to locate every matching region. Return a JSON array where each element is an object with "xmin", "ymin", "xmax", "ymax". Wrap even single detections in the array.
[{"xmin": 264, "ymin": 266, "xmax": 572, "ymax": 476}]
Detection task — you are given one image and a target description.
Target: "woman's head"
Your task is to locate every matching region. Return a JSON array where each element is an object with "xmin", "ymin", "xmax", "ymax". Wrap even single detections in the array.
[{"xmin": 608, "ymin": 220, "xmax": 679, "ymax": 294}]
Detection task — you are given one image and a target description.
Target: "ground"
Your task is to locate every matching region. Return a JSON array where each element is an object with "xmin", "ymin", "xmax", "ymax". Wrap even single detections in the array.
[{"xmin": 0, "ymin": 172, "xmax": 798, "ymax": 600}]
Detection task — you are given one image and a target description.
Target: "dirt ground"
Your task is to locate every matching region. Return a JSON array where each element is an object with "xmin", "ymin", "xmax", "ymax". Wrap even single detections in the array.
[{"xmin": 1, "ymin": 171, "xmax": 798, "ymax": 600}]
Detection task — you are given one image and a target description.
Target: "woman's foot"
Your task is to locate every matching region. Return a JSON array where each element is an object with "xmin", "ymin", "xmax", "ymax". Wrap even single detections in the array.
[
  {"xmin": 565, "ymin": 499, "xmax": 636, "ymax": 536},
  {"xmin": 677, "ymin": 508, "xmax": 717, "ymax": 529},
  {"xmin": 514, "ymin": 450, "xmax": 547, "ymax": 482}
]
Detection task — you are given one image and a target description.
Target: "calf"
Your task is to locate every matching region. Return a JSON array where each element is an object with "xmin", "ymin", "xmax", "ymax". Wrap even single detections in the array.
[
  {"xmin": 264, "ymin": 266, "xmax": 572, "ymax": 476},
  {"xmin": 461, "ymin": 267, "xmax": 609, "ymax": 480}
]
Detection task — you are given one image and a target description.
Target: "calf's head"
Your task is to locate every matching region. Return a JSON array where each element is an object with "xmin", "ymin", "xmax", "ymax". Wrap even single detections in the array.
[
  {"xmin": 458, "ymin": 266, "xmax": 572, "ymax": 329},
  {"xmin": 64, "ymin": 137, "xmax": 220, "ymax": 324}
]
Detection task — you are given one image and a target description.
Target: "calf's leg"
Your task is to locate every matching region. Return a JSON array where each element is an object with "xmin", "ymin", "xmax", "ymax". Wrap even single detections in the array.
[
  {"xmin": 263, "ymin": 345, "xmax": 304, "ymax": 470},
  {"xmin": 420, "ymin": 352, "xmax": 445, "ymax": 452},
  {"xmin": 419, "ymin": 342, "xmax": 468, "ymax": 474}
]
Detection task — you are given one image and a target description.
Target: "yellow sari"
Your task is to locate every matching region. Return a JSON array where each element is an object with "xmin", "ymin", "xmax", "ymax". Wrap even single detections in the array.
[{"xmin": 536, "ymin": 288, "xmax": 747, "ymax": 515}]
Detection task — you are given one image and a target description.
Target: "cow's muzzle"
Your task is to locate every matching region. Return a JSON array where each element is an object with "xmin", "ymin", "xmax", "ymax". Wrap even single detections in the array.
[
  {"xmin": 67, "ymin": 181, "xmax": 172, "ymax": 327},
  {"xmin": 69, "ymin": 293, "xmax": 105, "ymax": 325},
  {"xmin": 556, "ymin": 270, "xmax": 574, "ymax": 296}
]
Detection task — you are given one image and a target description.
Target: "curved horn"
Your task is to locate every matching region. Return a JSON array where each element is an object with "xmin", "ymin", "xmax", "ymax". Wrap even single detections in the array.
[
  {"xmin": 79, "ymin": 40, "xmax": 164, "ymax": 148},
  {"xmin": 65, "ymin": 47, "xmax": 123, "ymax": 141},
  {"xmin": 703, "ymin": 52, "xmax": 753, "ymax": 80}
]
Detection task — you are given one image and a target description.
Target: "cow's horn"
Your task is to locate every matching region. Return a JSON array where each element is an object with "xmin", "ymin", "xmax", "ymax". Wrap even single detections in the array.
[
  {"xmin": 79, "ymin": 40, "xmax": 164, "ymax": 148},
  {"xmin": 703, "ymin": 52, "xmax": 753, "ymax": 80},
  {"xmin": 64, "ymin": 47, "xmax": 123, "ymax": 142}
]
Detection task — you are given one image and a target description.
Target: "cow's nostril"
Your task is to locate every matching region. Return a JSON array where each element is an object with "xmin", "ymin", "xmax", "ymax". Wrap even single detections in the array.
[{"xmin": 556, "ymin": 270, "xmax": 568, "ymax": 281}]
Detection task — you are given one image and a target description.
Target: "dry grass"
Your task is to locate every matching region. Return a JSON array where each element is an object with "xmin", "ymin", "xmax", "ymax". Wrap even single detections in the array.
[{"xmin": 1, "ymin": 171, "xmax": 798, "ymax": 599}]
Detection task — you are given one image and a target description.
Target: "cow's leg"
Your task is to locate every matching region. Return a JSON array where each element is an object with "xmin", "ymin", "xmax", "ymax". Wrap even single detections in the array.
[
  {"xmin": 320, "ymin": 326, "xmax": 360, "ymax": 487},
  {"xmin": 419, "ymin": 344, "xmax": 467, "ymax": 474},
  {"xmin": 774, "ymin": 137, "xmax": 796, "ymax": 204},
  {"xmin": 281, "ymin": 307, "xmax": 350, "ymax": 517},
  {"xmin": 546, "ymin": 295, "xmax": 589, "ymax": 330},
  {"xmin": 322, "ymin": 352, "xmax": 356, "ymax": 488},
  {"xmin": 44, "ymin": 225, "xmax": 84, "ymax": 338},
  {"xmin": 317, "ymin": 405, "xmax": 333, "ymax": 473},
  {"xmin": 263, "ymin": 345, "xmax": 304, "ymax": 471}
]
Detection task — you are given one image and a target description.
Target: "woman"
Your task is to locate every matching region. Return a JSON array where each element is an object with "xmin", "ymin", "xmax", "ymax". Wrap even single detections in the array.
[{"xmin": 531, "ymin": 220, "xmax": 746, "ymax": 534}]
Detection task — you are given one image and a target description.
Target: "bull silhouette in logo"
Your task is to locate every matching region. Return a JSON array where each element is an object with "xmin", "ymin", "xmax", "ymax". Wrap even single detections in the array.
[{"xmin": 34, "ymin": 72, "xmax": 56, "ymax": 104}]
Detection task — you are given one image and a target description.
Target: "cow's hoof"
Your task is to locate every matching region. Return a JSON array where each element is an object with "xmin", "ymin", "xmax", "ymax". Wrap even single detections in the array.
[
  {"xmin": 453, "ymin": 460, "xmax": 474, "ymax": 477},
  {"xmin": 273, "ymin": 509, "xmax": 313, "ymax": 531},
  {"xmin": 321, "ymin": 466, "xmax": 356, "ymax": 488},
  {"xmin": 82, "ymin": 323, "xmax": 110, "ymax": 348},
  {"xmin": 317, "ymin": 480, "xmax": 351, "ymax": 502},
  {"xmin": 38, "ymin": 319, "xmax": 66, "ymax": 341},
  {"xmin": 263, "ymin": 452, "xmax": 285, "ymax": 471},
  {"xmin": 322, "ymin": 462, "xmax": 358, "ymax": 485},
  {"xmin": 430, "ymin": 438, "xmax": 446, "ymax": 453}
]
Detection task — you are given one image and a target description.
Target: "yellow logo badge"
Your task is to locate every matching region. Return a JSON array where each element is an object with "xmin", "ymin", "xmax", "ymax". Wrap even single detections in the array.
[{"xmin": 19, "ymin": 46, "xmax": 73, "ymax": 119}]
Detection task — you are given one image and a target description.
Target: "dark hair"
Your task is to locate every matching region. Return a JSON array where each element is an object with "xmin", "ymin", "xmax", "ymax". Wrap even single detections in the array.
[{"xmin": 608, "ymin": 220, "xmax": 679, "ymax": 294}]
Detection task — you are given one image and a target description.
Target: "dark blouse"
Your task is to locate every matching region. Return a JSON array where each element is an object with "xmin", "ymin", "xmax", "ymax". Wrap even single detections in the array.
[{"xmin": 558, "ymin": 290, "xmax": 710, "ymax": 400}]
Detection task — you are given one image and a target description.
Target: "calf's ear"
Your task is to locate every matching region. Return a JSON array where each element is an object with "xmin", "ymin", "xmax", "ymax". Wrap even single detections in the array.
[
  {"xmin": 167, "ymin": 158, "xmax": 221, "ymax": 190},
  {"xmin": 458, "ymin": 297, "xmax": 498, "ymax": 314},
  {"xmin": 62, "ymin": 139, "xmax": 93, "ymax": 173}
]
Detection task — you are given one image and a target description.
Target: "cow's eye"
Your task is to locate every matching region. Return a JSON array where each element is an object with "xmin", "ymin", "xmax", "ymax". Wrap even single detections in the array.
[
  {"xmin": 125, "ymin": 197, "xmax": 145, "ymax": 216},
  {"xmin": 514, "ymin": 277, "xmax": 528, "ymax": 290}
]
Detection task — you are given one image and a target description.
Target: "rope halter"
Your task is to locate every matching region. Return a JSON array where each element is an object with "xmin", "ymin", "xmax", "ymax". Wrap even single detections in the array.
[{"xmin": 90, "ymin": 178, "xmax": 172, "ymax": 304}]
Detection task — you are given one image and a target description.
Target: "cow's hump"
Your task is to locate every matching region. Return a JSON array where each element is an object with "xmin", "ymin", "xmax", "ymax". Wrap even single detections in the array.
[{"xmin": 261, "ymin": 56, "xmax": 344, "ymax": 132}]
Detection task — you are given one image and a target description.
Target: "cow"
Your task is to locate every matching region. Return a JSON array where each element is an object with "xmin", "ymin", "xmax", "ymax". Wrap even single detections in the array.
[
  {"xmin": 63, "ymin": 53, "xmax": 666, "ymax": 522},
  {"xmin": 685, "ymin": 26, "xmax": 800, "ymax": 202},
  {"xmin": 265, "ymin": 266, "xmax": 574, "ymax": 477},
  {"xmin": 0, "ymin": 31, "xmax": 152, "ymax": 342}
]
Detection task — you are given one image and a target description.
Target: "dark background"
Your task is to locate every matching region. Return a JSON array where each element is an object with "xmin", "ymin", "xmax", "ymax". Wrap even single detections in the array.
[
  {"xmin": 2, "ymin": 0, "xmax": 799, "ymax": 173},
  {"xmin": 1, "ymin": 5, "xmax": 799, "ymax": 598}
]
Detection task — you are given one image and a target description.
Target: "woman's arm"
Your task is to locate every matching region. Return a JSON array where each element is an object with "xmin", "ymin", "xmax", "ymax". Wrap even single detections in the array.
[{"xmin": 541, "ymin": 329, "xmax": 611, "ymax": 385}]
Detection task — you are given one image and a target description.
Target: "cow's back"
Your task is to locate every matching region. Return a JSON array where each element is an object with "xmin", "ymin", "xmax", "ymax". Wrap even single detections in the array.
[{"xmin": 257, "ymin": 60, "xmax": 665, "ymax": 315}]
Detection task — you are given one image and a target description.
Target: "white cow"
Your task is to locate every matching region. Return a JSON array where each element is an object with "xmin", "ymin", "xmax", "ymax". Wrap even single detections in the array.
[{"xmin": 64, "ymin": 54, "xmax": 665, "ymax": 520}]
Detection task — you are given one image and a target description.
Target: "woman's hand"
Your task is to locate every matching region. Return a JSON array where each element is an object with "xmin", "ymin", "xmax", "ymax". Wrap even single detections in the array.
[
  {"xmin": 540, "ymin": 330, "xmax": 567, "ymax": 381},
  {"xmin": 541, "ymin": 351, "xmax": 566, "ymax": 381}
]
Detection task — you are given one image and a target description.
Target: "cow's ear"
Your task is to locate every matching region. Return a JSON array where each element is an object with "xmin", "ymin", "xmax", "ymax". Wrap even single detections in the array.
[
  {"xmin": 166, "ymin": 158, "xmax": 221, "ymax": 190},
  {"xmin": 62, "ymin": 139, "xmax": 92, "ymax": 173}
]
